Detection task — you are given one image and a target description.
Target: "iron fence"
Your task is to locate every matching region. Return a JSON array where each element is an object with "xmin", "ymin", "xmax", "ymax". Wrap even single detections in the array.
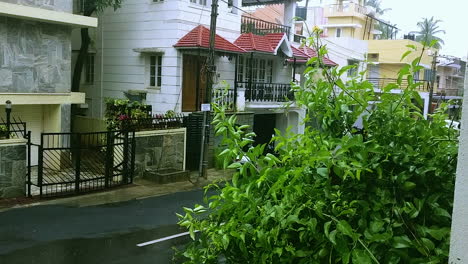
[
  {"xmin": 32, "ymin": 130, "xmax": 135, "ymax": 197},
  {"xmin": 120, "ymin": 114, "xmax": 185, "ymax": 132},
  {"xmin": 238, "ymin": 81, "xmax": 294, "ymax": 102},
  {"xmin": 0, "ymin": 116, "xmax": 27, "ymax": 139}
]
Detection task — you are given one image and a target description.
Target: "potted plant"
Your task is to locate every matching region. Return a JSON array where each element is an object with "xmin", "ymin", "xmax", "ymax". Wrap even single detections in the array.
[{"xmin": 0, "ymin": 125, "xmax": 8, "ymax": 139}]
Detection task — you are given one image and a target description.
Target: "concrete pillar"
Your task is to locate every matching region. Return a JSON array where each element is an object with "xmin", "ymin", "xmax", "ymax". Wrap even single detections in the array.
[
  {"xmin": 449, "ymin": 53, "xmax": 468, "ymax": 263},
  {"xmin": 283, "ymin": 0, "xmax": 297, "ymax": 40},
  {"xmin": 236, "ymin": 89, "xmax": 245, "ymax": 111}
]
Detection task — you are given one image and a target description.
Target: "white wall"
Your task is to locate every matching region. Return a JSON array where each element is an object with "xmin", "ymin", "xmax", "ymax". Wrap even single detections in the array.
[
  {"xmin": 85, "ymin": 0, "xmax": 242, "ymax": 117},
  {"xmin": 449, "ymin": 54, "xmax": 468, "ymax": 263}
]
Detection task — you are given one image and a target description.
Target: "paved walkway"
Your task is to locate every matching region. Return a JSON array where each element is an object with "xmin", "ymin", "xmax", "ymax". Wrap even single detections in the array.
[{"xmin": 0, "ymin": 168, "xmax": 233, "ymax": 212}]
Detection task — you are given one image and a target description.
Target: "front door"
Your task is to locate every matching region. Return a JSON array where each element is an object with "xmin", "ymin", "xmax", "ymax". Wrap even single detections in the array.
[{"xmin": 182, "ymin": 54, "xmax": 207, "ymax": 112}]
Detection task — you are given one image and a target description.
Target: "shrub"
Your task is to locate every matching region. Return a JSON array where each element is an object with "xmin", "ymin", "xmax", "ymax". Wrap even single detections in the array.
[{"xmin": 177, "ymin": 33, "xmax": 458, "ymax": 263}]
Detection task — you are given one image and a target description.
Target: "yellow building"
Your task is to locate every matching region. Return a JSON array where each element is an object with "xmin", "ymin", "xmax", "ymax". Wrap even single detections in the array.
[
  {"xmin": 322, "ymin": 0, "xmax": 434, "ymax": 92},
  {"xmin": 367, "ymin": 39, "xmax": 434, "ymax": 91}
]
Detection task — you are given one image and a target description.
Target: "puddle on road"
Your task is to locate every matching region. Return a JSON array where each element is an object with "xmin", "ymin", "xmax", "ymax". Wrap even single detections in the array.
[{"xmin": 0, "ymin": 225, "xmax": 190, "ymax": 264}]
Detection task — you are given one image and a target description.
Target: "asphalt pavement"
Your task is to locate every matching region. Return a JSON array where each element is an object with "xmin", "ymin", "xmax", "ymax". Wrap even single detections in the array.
[{"xmin": 0, "ymin": 189, "xmax": 212, "ymax": 264}]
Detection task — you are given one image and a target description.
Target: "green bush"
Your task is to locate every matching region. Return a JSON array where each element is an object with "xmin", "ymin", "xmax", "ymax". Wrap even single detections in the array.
[{"xmin": 177, "ymin": 33, "xmax": 458, "ymax": 263}]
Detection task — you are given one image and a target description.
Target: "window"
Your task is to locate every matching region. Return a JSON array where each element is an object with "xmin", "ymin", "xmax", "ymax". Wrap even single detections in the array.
[
  {"xmin": 85, "ymin": 54, "xmax": 95, "ymax": 84},
  {"xmin": 237, "ymin": 56, "xmax": 244, "ymax": 82},
  {"xmin": 190, "ymin": 0, "xmax": 207, "ymax": 5},
  {"xmin": 347, "ymin": 59, "xmax": 359, "ymax": 77},
  {"xmin": 266, "ymin": 60, "xmax": 273, "ymax": 83},
  {"xmin": 149, "ymin": 55, "xmax": 162, "ymax": 88},
  {"xmin": 336, "ymin": 28, "xmax": 342, "ymax": 38},
  {"xmin": 239, "ymin": 57, "xmax": 273, "ymax": 83}
]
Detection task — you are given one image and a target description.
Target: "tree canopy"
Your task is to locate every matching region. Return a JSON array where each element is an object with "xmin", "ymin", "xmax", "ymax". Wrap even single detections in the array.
[{"xmin": 415, "ymin": 17, "xmax": 446, "ymax": 49}]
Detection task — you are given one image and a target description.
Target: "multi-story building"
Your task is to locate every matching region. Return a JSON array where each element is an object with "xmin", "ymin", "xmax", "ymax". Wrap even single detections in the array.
[
  {"xmin": 436, "ymin": 56, "xmax": 466, "ymax": 96},
  {"xmin": 73, "ymin": 0, "xmax": 336, "ymax": 153},
  {"xmin": 0, "ymin": 0, "xmax": 97, "ymax": 163},
  {"xmin": 293, "ymin": 0, "xmax": 435, "ymax": 117}
]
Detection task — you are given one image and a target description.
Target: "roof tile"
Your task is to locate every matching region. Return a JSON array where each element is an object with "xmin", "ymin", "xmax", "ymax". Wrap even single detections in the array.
[{"xmin": 174, "ymin": 25, "xmax": 246, "ymax": 54}]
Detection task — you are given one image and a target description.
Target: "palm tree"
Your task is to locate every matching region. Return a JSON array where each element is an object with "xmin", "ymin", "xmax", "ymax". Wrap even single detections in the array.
[
  {"xmin": 364, "ymin": 0, "xmax": 391, "ymax": 15},
  {"xmin": 415, "ymin": 17, "xmax": 446, "ymax": 49}
]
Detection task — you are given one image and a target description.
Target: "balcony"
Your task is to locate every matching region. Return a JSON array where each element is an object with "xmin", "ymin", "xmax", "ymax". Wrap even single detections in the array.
[
  {"xmin": 367, "ymin": 78, "xmax": 431, "ymax": 92},
  {"xmin": 241, "ymin": 16, "xmax": 291, "ymax": 39},
  {"xmin": 325, "ymin": 3, "xmax": 367, "ymax": 18},
  {"xmin": 238, "ymin": 82, "xmax": 294, "ymax": 103}
]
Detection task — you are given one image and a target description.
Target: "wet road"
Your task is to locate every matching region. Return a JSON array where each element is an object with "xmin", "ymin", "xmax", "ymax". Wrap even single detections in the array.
[{"xmin": 0, "ymin": 189, "xmax": 209, "ymax": 264}]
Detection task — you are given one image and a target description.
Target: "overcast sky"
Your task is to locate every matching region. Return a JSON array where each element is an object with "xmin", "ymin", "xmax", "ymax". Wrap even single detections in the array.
[{"xmin": 380, "ymin": 0, "xmax": 467, "ymax": 58}]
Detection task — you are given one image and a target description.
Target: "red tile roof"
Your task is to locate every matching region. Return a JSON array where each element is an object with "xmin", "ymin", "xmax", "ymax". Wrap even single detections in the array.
[
  {"xmin": 234, "ymin": 33, "xmax": 274, "ymax": 53},
  {"xmin": 174, "ymin": 25, "xmax": 246, "ymax": 54},
  {"xmin": 290, "ymin": 45, "xmax": 337, "ymax": 66},
  {"xmin": 291, "ymin": 46, "xmax": 309, "ymax": 59}
]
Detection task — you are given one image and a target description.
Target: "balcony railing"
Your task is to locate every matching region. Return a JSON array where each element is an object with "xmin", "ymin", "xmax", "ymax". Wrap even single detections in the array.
[
  {"xmin": 328, "ymin": 3, "xmax": 367, "ymax": 16},
  {"xmin": 241, "ymin": 16, "xmax": 291, "ymax": 39},
  {"xmin": 238, "ymin": 82, "xmax": 294, "ymax": 103},
  {"xmin": 367, "ymin": 78, "xmax": 431, "ymax": 92},
  {"xmin": 212, "ymin": 88, "xmax": 236, "ymax": 110}
]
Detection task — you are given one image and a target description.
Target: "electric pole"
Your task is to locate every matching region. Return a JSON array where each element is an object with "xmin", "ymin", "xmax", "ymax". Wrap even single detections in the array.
[
  {"xmin": 428, "ymin": 51, "xmax": 438, "ymax": 114},
  {"xmin": 198, "ymin": 0, "xmax": 219, "ymax": 179}
]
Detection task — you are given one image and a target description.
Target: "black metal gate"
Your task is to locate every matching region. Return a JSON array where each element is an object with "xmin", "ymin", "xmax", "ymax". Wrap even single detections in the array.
[
  {"xmin": 33, "ymin": 131, "xmax": 135, "ymax": 197},
  {"xmin": 184, "ymin": 113, "xmax": 204, "ymax": 170}
]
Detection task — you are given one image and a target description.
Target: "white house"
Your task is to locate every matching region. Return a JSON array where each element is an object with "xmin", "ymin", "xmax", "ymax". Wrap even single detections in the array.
[{"xmin": 73, "ymin": 0, "xmax": 337, "ymax": 148}]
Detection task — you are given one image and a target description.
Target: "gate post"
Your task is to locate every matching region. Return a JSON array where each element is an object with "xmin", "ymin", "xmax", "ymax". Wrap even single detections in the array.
[
  {"xmin": 130, "ymin": 131, "xmax": 136, "ymax": 184},
  {"xmin": 74, "ymin": 133, "xmax": 81, "ymax": 194},
  {"xmin": 38, "ymin": 134, "xmax": 43, "ymax": 197},
  {"xmin": 122, "ymin": 131, "xmax": 129, "ymax": 184},
  {"xmin": 105, "ymin": 131, "xmax": 113, "ymax": 188}
]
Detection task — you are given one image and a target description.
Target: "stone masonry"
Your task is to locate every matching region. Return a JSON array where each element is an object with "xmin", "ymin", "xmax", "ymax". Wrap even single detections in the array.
[
  {"xmin": 208, "ymin": 112, "xmax": 255, "ymax": 168},
  {"xmin": 0, "ymin": 16, "xmax": 72, "ymax": 93},
  {"xmin": 134, "ymin": 130, "xmax": 186, "ymax": 178},
  {"xmin": 0, "ymin": 0, "xmax": 73, "ymax": 13},
  {"xmin": 0, "ymin": 143, "xmax": 26, "ymax": 198}
]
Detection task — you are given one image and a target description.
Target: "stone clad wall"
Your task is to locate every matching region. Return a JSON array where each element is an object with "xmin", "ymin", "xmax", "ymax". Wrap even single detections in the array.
[
  {"xmin": 0, "ymin": 17, "xmax": 71, "ymax": 93},
  {"xmin": 0, "ymin": 142, "xmax": 26, "ymax": 198},
  {"xmin": 0, "ymin": 0, "xmax": 73, "ymax": 13},
  {"xmin": 134, "ymin": 129, "xmax": 186, "ymax": 178}
]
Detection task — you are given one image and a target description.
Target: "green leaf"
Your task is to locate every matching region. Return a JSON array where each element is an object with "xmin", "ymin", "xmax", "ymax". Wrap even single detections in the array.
[
  {"xmin": 337, "ymin": 220, "xmax": 355, "ymax": 240},
  {"xmin": 317, "ymin": 167, "xmax": 328, "ymax": 177},
  {"xmin": 403, "ymin": 181, "xmax": 416, "ymax": 191},
  {"xmin": 392, "ymin": 236, "xmax": 412, "ymax": 248},
  {"xmin": 400, "ymin": 50, "xmax": 412, "ymax": 61},
  {"xmin": 352, "ymin": 249, "xmax": 372, "ymax": 264}
]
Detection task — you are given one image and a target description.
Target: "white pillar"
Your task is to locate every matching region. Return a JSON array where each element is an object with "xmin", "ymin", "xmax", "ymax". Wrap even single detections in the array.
[
  {"xmin": 283, "ymin": 0, "xmax": 296, "ymax": 40},
  {"xmin": 449, "ymin": 52, "xmax": 468, "ymax": 263},
  {"xmin": 236, "ymin": 89, "xmax": 245, "ymax": 111}
]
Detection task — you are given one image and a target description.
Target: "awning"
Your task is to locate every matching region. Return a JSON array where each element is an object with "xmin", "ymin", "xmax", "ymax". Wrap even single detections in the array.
[
  {"xmin": 174, "ymin": 25, "xmax": 246, "ymax": 54},
  {"xmin": 132, "ymin": 48, "xmax": 165, "ymax": 54}
]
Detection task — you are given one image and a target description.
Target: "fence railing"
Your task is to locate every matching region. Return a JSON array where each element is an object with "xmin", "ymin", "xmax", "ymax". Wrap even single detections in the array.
[
  {"xmin": 0, "ymin": 116, "xmax": 27, "ymax": 139},
  {"xmin": 241, "ymin": 16, "xmax": 291, "ymax": 38},
  {"xmin": 367, "ymin": 78, "xmax": 431, "ymax": 92},
  {"xmin": 328, "ymin": 3, "xmax": 367, "ymax": 15},
  {"xmin": 120, "ymin": 114, "xmax": 185, "ymax": 131},
  {"xmin": 238, "ymin": 82, "xmax": 294, "ymax": 102},
  {"xmin": 212, "ymin": 88, "xmax": 236, "ymax": 111}
]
